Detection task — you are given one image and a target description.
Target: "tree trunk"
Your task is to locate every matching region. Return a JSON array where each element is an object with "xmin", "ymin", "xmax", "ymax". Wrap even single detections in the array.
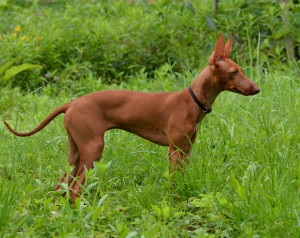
[
  {"xmin": 213, "ymin": 0, "xmax": 218, "ymax": 13},
  {"xmin": 280, "ymin": 0, "xmax": 295, "ymax": 61}
]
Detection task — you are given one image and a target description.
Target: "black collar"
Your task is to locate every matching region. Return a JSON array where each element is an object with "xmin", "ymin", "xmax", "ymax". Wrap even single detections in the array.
[{"xmin": 187, "ymin": 86, "xmax": 212, "ymax": 113}]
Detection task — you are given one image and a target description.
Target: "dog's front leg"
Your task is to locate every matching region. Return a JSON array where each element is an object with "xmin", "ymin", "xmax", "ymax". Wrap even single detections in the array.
[{"xmin": 168, "ymin": 140, "xmax": 191, "ymax": 173}]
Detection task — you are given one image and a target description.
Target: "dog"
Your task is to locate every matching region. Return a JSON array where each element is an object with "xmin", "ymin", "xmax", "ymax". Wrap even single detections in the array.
[{"xmin": 4, "ymin": 34, "xmax": 260, "ymax": 202}]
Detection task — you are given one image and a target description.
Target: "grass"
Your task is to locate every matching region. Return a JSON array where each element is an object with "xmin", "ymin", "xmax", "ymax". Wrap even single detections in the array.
[
  {"xmin": 0, "ymin": 64, "xmax": 299, "ymax": 237},
  {"xmin": 0, "ymin": 1, "xmax": 299, "ymax": 236}
]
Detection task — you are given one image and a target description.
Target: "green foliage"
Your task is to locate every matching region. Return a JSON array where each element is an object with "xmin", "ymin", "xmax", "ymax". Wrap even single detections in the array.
[
  {"xmin": 215, "ymin": 0, "xmax": 300, "ymax": 64},
  {"xmin": 0, "ymin": 0, "xmax": 209, "ymax": 89},
  {"xmin": 0, "ymin": 0, "xmax": 298, "ymax": 90},
  {"xmin": 0, "ymin": 60, "xmax": 14, "ymax": 75},
  {"xmin": 1, "ymin": 62, "xmax": 41, "ymax": 82}
]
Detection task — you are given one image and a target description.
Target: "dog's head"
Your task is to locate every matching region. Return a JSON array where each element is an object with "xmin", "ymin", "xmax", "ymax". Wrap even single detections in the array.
[{"xmin": 208, "ymin": 34, "xmax": 260, "ymax": 96}]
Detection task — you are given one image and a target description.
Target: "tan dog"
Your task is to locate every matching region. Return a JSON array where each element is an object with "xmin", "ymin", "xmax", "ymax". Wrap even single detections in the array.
[{"xmin": 4, "ymin": 34, "xmax": 260, "ymax": 202}]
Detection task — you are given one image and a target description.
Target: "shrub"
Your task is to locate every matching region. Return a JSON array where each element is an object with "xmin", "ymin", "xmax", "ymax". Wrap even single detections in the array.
[{"xmin": 0, "ymin": 0, "xmax": 298, "ymax": 90}]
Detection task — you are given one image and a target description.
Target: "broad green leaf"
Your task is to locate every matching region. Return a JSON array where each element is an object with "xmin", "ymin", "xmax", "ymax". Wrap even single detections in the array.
[
  {"xmin": 0, "ymin": 60, "xmax": 14, "ymax": 76},
  {"xmin": 206, "ymin": 17, "xmax": 218, "ymax": 32},
  {"xmin": 242, "ymin": 162, "xmax": 257, "ymax": 187},
  {"xmin": 190, "ymin": 194, "xmax": 214, "ymax": 208},
  {"xmin": 162, "ymin": 205, "xmax": 171, "ymax": 221},
  {"xmin": 151, "ymin": 204, "xmax": 162, "ymax": 218},
  {"xmin": 274, "ymin": 28, "xmax": 290, "ymax": 40},
  {"xmin": 97, "ymin": 193, "xmax": 108, "ymax": 207},
  {"xmin": 215, "ymin": 192, "xmax": 233, "ymax": 211},
  {"xmin": 230, "ymin": 173, "xmax": 246, "ymax": 200},
  {"xmin": 185, "ymin": 1, "xmax": 195, "ymax": 13},
  {"xmin": 3, "ymin": 63, "xmax": 41, "ymax": 82}
]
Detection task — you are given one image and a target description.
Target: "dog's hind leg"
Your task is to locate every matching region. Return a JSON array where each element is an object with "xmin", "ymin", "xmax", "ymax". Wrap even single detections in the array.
[
  {"xmin": 68, "ymin": 136, "xmax": 105, "ymax": 202},
  {"xmin": 54, "ymin": 129, "xmax": 79, "ymax": 191}
]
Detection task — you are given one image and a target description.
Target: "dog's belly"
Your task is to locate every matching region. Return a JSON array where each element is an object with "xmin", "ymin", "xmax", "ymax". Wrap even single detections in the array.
[
  {"xmin": 112, "ymin": 126, "xmax": 169, "ymax": 146},
  {"xmin": 130, "ymin": 130, "xmax": 169, "ymax": 146}
]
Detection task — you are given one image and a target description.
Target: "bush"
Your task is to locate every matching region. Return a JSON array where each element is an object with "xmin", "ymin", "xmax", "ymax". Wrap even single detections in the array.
[{"xmin": 0, "ymin": 0, "xmax": 299, "ymax": 90}]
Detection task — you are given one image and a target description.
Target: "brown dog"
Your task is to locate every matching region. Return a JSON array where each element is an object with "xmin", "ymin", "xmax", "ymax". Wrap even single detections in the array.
[{"xmin": 4, "ymin": 34, "xmax": 260, "ymax": 202}]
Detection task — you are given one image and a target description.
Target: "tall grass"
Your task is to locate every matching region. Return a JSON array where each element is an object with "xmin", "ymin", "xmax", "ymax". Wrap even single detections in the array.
[{"xmin": 0, "ymin": 64, "xmax": 299, "ymax": 237}]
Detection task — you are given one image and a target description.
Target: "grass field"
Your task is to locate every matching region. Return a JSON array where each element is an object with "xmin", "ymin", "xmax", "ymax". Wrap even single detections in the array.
[
  {"xmin": 0, "ymin": 0, "xmax": 299, "ymax": 237},
  {"xmin": 0, "ymin": 64, "xmax": 299, "ymax": 237}
]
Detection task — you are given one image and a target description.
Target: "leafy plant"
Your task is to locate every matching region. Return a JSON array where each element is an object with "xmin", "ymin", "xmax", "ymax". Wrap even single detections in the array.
[{"xmin": 0, "ymin": 61, "xmax": 41, "ymax": 83}]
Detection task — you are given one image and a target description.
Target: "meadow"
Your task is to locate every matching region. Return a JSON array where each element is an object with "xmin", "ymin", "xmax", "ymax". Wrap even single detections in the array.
[{"xmin": 0, "ymin": 0, "xmax": 299, "ymax": 237}]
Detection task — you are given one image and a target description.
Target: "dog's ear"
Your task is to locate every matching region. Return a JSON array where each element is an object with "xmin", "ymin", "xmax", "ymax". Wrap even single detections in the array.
[
  {"xmin": 224, "ymin": 34, "xmax": 232, "ymax": 58},
  {"xmin": 209, "ymin": 33, "xmax": 225, "ymax": 66}
]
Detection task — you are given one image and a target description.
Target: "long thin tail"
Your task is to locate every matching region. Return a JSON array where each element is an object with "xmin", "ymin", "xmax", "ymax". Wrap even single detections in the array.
[{"xmin": 4, "ymin": 104, "xmax": 68, "ymax": 137}]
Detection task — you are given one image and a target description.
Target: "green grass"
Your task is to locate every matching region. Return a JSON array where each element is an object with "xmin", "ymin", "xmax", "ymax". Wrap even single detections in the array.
[
  {"xmin": 0, "ymin": 65, "xmax": 299, "ymax": 237},
  {"xmin": 0, "ymin": 1, "xmax": 299, "ymax": 237}
]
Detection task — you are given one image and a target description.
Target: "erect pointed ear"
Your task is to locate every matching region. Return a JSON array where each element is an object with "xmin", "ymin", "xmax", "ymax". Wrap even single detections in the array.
[
  {"xmin": 224, "ymin": 34, "xmax": 232, "ymax": 58},
  {"xmin": 209, "ymin": 33, "xmax": 225, "ymax": 66}
]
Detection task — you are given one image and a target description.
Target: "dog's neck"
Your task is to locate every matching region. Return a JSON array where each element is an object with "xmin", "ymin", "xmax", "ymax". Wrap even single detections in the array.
[{"xmin": 189, "ymin": 66, "xmax": 221, "ymax": 109}]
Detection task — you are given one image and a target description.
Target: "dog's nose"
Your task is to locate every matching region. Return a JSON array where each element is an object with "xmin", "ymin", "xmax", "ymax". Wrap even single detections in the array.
[{"xmin": 252, "ymin": 86, "xmax": 260, "ymax": 94}]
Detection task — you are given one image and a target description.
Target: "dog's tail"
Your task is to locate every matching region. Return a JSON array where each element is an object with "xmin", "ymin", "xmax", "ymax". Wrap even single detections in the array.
[{"xmin": 4, "ymin": 104, "xmax": 68, "ymax": 137}]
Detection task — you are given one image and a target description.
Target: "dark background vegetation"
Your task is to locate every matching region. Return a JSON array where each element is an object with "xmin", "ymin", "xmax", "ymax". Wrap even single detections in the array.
[{"xmin": 0, "ymin": 0, "xmax": 299, "ymax": 91}]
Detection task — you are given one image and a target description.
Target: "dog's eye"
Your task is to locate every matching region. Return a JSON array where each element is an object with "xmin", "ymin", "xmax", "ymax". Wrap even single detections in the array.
[{"xmin": 230, "ymin": 70, "xmax": 238, "ymax": 76}]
